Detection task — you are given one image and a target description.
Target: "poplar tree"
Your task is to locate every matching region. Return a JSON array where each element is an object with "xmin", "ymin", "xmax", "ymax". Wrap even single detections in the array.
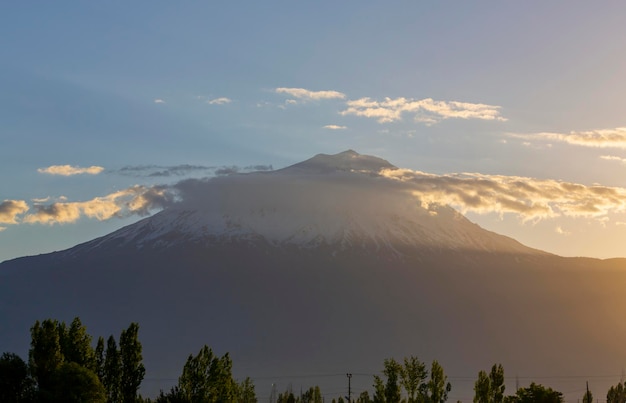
[
  {"xmin": 104, "ymin": 335, "xmax": 122, "ymax": 403},
  {"xmin": 119, "ymin": 323, "xmax": 145, "ymax": 403}
]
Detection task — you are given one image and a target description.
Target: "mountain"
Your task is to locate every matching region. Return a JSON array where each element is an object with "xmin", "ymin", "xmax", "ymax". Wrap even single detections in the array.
[{"xmin": 2, "ymin": 151, "xmax": 626, "ymax": 401}]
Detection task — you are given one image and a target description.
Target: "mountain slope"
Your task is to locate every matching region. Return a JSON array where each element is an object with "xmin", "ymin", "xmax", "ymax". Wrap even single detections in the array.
[{"xmin": 1, "ymin": 151, "xmax": 626, "ymax": 402}]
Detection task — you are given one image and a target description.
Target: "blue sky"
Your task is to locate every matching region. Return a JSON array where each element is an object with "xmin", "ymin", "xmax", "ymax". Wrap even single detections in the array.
[{"xmin": 3, "ymin": 1, "xmax": 626, "ymax": 261}]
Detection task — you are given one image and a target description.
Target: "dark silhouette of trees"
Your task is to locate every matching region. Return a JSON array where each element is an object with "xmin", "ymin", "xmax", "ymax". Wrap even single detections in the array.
[
  {"xmin": 119, "ymin": 323, "xmax": 146, "ymax": 403},
  {"xmin": 0, "ymin": 352, "xmax": 35, "ymax": 403},
  {"xmin": 513, "ymin": 382, "xmax": 563, "ymax": 403},
  {"xmin": 607, "ymin": 381, "xmax": 626, "ymax": 403}
]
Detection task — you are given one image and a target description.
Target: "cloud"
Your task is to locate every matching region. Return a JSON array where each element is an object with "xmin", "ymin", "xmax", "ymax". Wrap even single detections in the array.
[
  {"xmin": 0, "ymin": 200, "xmax": 29, "ymax": 224},
  {"xmin": 116, "ymin": 164, "xmax": 271, "ymax": 178},
  {"xmin": 509, "ymin": 127, "xmax": 626, "ymax": 149},
  {"xmin": 215, "ymin": 166, "xmax": 240, "ymax": 176},
  {"xmin": 601, "ymin": 155, "xmax": 626, "ymax": 164},
  {"xmin": 207, "ymin": 97, "xmax": 232, "ymax": 105},
  {"xmin": 340, "ymin": 97, "xmax": 506, "ymax": 124},
  {"xmin": 154, "ymin": 99, "xmax": 166, "ymax": 104},
  {"xmin": 379, "ymin": 168, "xmax": 626, "ymax": 222},
  {"xmin": 38, "ymin": 165, "xmax": 105, "ymax": 176},
  {"xmin": 555, "ymin": 226, "xmax": 571, "ymax": 235},
  {"xmin": 323, "ymin": 125, "xmax": 347, "ymax": 130},
  {"xmin": 22, "ymin": 186, "xmax": 176, "ymax": 225},
  {"xmin": 275, "ymin": 87, "xmax": 346, "ymax": 101},
  {"xmin": 244, "ymin": 165, "xmax": 273, "ymax": 172}
]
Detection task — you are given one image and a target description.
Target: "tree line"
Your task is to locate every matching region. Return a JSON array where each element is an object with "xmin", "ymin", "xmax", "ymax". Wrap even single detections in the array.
[{"xmin": 2, "ymin": 317, "xmax": 626, "ymax": 402}]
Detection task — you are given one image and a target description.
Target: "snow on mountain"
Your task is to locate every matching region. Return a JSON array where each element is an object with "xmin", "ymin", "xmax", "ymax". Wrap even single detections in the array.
[{"xmin": 78, "ymin": 151, "xmax": 540, "ymax": 257}]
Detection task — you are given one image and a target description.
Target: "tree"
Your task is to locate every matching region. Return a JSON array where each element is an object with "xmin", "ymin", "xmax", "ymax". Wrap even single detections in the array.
[
  {"xmin": 119, "ymin": 322, "xmax": 146, "ymax": 403},
  {"xmin": 383, "ymin": 358, "xmax": 402, "ymax": 403},
  {"xmin": 0, "ymin": 352, "xmax": 35, "ymax": 403},
  {"xmin": 514, "ymin": 383, "xmax": 562, "ymax": 403},
  {"xmin": 104, "ymin": 335, "xmax": 122, "ymax": 403},
  {"xmin": 49, "ymin": 361, "xmax": 106, "ymax": 403},
  {"xmin": 373, "ymin": 375, "xmax": 386, "ymax": 403},
  {"xmin": 95, "ymin": 336, "xmax": 105, "ymax": 380},
  {"xmin": 29, "ymin": 319, "xmax": 63, "ymax": 394},
  {"xmin": 582, "ymin": 387, "xmax": 593, "ymax": 403},
  {"xmin": 428, "ymin": 360, "xmax": 452, "ymax": 403},
  {"xmin": 607, "ymin": 382, "xmax": 626, "ymax": 403},
  {"xmin": 178, "ymin": 345, "xmax": 237, "ymax": 402},
  {"xmin": 400, "ymin": 356, "xmax": 428, "ymax": 403},
  {"xmin": 474, "ymin": 370, "xmax": 491, "ymax": 403},
  {"xmin": 489, "ymin": 364, "xmax": 505, "ymax": 403},
  {"xmin": 237, "ymin": 377, "xmax": 257, "ymax": 403},
  {"xmin": 302, "ymin": 386, "xmax": 323, "ymax": 403},
  {"xmin": 473, "ymin": 364, "xmax": 505, "ymax": 403},
  {"xmin": 64, "ymin": 317, "xmax": 96, "ymax": 370},
  {"xmin": 356, "ymin": 391, "xmax": 372, "ymax": 403}
]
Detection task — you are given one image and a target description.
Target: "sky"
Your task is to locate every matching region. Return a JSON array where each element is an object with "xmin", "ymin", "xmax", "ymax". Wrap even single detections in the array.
[{"xmin": 2, "ymin": 1, "xmax": 626, "ymax": 261}]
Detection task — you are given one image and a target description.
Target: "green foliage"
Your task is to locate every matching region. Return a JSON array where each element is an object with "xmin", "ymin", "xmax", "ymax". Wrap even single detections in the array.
[
  {"xmin": 428, "ymin": 360, "xmax": 452, "ymax": 403},
  {"xmin": 373, "ymin": 375, "xmax": 386, "ymax": 403},
  {"xmin": 514, "ymin": 382, "xmax": 563, "ymax": 403},
  {"xmin": 473, "ymin": 370, "xmax": 491, "ymax": 403},
  {"xmin": 238, "ymin": 377, "xmax": 257, "ymax": 403},
  {"xmin": 490, "ymin": 365, "xmax": 505, "ymax": 403},
  {"xmin": 95, "ymin": 336, "xmax": 105, "ymax": 380},
  {"xmin": 473, "ymin": 364, "xmax": 505, "ymax": 403},
  {"xmin": 400, "ymin": 356, "xmax": 428, "ymax": 403},
  {"xmin": 119, "ymin": 322, "xmax": 146, "ymax": 403},
  {"xmin": 383, "ymin": 358, "xmax": 402, "ymax": 403},
  {"xmin": 65, "ymin": 317, "xmax": 96, "ymax": 370},
  {"xmin": 0, "ymin": 352, "xmax": 35, "ymax": 403},
  {"xmin": 356, "ymin": 390, "xmax": 372, "ymax": 403},
  {"xmin": 104, "ymin": 335, "xmax": 122, "ymax": 403},
  {"xmin": 48, "ymin": 361, "xmax": 106, "ymax": 403},
  {"xmin": 177, "ymin": 345, "xmax": 238, "ymax": 402},
  {"xmin": 607, "ymin": 382, "xmax": 626, "ymax": 403},
  {"xmin": 582, "ymin": 388, "xmax": 593, "ymax": 403},
  {"xmin": 302, "ymin": 385, "xmax": 323, "ymax": 403},
  {"xmin": 29, "ymin": 319, "xmax": 64, "ymax": 392}
]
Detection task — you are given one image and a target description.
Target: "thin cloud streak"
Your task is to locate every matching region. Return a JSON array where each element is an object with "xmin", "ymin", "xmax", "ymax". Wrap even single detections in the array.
[
  {"xmin": 38, "ymin": 165, "xmax": 105, "ymax": 176},
  {"xmin": 207, "ymin": 97, "xmax": 232, "ymax": 105},
  {"xmin": 508, "ymin": 127, "xmax": 626, "ymax": 149},
  {"xmin": 601, "ymin": 155, "xmax": 626, "ymax": 164},
  {"xmin": 380, "ymin": 168, "xmax": 626, "ymax": 222},
  {"xmin": 323, "ymin": 125, "xmax": 347, "ymax": 130},
  {"xmin": 275, "ymin": 87, "xmax": 346, "ymax": 100},
  {"xmin": 340, "ymin": 97, "xmax": 506, "ymax": 124}
]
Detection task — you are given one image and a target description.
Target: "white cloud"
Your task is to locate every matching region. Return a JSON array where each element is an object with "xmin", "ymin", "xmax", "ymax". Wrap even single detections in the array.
[
  {"xmin": 0, "ymin": 226, "xmax": 6, "ymax": 232},
  {"xmin": 323, "ymin": 125, "xmax": 347, "ymax": 130},
  {"xmin": 340, "ymin": 97, "xmax": 506, "ymax": 124},
  {"xmin": 509, "ymin": 127, "xmax": 626, "ymax": 149},
  {"xmin": 379, "ymin": 168, "xmax": 626, "ymax": 222},
  {"xmin": 38, "ymin": 165, "xmax": 105, "ymax": 176},
  {"xmin": 154, "ymin": 99, "xmax": 166, "ymax": 104},
  {"xmin": 207, "ymin": 97, "xmax": 232, "ymax": 105},
  {"xmin": 601, "ymin": 155, "xmax": 626, "ymax": 164},
  {"xmin": 22, "ymin": 185, "xmax": 176, "ymax": 225},
  {"xmin": 0, "ymin": 200, "xmax": 29, "ymax": 224},
  {"xmin": 275, "ymin": 87, "xmax": 346, "ymax": 101},
  {"xmin": 555, "ymin": 226, "xmax": 571, "ymax": 235}
]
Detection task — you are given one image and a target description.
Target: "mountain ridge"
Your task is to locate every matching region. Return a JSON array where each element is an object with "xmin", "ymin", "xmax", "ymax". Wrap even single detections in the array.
[{"xmin": 3, "ymin": 151, "xmax": 626, "ymax": 401}]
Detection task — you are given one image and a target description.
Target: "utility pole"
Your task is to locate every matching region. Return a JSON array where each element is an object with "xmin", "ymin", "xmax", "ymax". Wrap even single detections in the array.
[{"xmin": 346, "ymin": 373, "xmax": 352, "ymax": 403}]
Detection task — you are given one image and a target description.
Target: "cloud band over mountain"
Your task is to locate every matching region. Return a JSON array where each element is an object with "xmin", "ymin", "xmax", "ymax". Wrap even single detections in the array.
[{"xmin": 5, "ymin": 162, "xmax": 626, "ymax": 227}]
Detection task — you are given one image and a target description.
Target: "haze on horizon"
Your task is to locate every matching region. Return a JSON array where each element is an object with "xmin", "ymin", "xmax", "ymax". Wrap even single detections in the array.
[{"xmin": 2, "ymin": 2, "xmax": 626, "ymax": 261}]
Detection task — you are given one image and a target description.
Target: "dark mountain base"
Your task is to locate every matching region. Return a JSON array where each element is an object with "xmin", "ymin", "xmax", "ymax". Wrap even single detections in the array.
[{"xmin": 2, "ymin": 243, "xmax": 626, "ymax": 401}]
